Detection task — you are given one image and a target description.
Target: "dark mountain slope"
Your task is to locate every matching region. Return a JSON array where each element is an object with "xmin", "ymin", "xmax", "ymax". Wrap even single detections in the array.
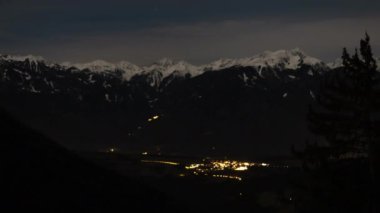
[
  {"xmin": 0, "ymin": 108, "xmax": 165, "ymax": 212},
  {"xmin": 135, "ymin": 65, "xmax": 323, "ymax": 157}
]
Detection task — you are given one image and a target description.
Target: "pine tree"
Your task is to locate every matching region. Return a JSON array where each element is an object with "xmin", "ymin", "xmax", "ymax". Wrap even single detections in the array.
[
  {"xmin": 308, "ymin": 33, "xmax": 378, "ymax": 158},
  {"xmin": 307, "ymin": 33, "xmax": 380, "ymax": 212}
]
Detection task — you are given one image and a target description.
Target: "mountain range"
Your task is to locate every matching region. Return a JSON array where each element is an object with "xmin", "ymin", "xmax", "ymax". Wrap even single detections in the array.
[{"xmin": 0, "ymin": 49, "xmax": 378, "ymax": 158}]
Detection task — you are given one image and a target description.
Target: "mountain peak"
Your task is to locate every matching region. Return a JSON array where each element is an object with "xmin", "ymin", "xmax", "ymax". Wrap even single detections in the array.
[
  {"xmin": 204, "ymin": 48, "xmax": 323, "ymax": 71},
  {"xmin": 153, "ymin": 58, "xmax": 177, "ymax": 66},
  {"xmin": 73, "ymin": 60, "xmax": 115, "ymax": 71},
  {"xmin": 145, "ymin": 59, "xmax": 201, "ymax": 79},
  {"xmin": 1, "ymin": 49, "xmax": 329, "ymax": 85},
  {"xmin": 64, "ymin": 60, "xmax": 142, "ymax": 80},
  {"xmin": 1, "ymin": 54, "xmax": 45, "ymax": 64},
  {"xmin": 290, "ymin": 47, "xmax": 306, "ymax": 55}
]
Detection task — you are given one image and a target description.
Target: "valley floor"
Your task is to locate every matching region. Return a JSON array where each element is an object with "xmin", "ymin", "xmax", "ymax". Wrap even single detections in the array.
[{"xmin": 80, "ymin": 151, "xmax": 300, "ymax": 213}]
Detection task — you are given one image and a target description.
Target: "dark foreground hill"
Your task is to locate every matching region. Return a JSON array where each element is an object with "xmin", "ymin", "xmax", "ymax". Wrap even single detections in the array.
[{"xmin": 0, "ymin": 108, "xmax": 165, "ymax": 212}]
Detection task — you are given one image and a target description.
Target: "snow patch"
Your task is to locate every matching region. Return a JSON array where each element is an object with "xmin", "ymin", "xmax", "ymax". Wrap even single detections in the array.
[
  {"xmin": 30, "ymin": 85, "xmax": 40, "ymax": 93},
  {"xmin": 105, "ymin": 94, "xmax": 111, "ymax": 102},
  {"xmin": 240, "ymin": 73, "xmax": 249, "ymax": 85},
  {"xmin": 310, "ymin": 90, "xmax": 316, "ymax": 99}
]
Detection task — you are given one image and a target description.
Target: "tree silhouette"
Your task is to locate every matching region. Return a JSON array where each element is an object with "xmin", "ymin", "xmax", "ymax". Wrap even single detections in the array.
[{"xmin": 307, "ymin": 33, "xmax": 380, "ymax": 212}]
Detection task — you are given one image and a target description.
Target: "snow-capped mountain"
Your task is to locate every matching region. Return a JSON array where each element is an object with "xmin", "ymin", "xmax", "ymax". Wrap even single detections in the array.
[
  {"xmin": 0, "ymin": 49, "xmax": 334, "ymax": 107},
  {"xmin": 0, "ymin": 54, "xmax": 49, "ymax": 72},
  {"xmin": 61, "ymin": 58, "xmax": 203, "ymax": 86},
  {"xmin": 4, "ymin": 49, "xmax": 378, "ymax": 84},
  {"xmin": 51, "ymin": 48, "xmax": 329, "ymax": 87},
  {"xmin": 143, "ymin": 58, "xmax": 202, "ymax": 78},
  {"xmin": 3, "ymin": 48, "xmax": 378, "ymax": 101},
  {"xmin": 63, "ymin": 60, "xmax": 143, "ymax": 80},
  {"xmin": 1, "ymin": 49, "xmax": 375, "ymax": 157},
  {"xmin": 136, "ymin": 58, "xmax": 204, "ymax": 88},
  {"xmin": 1, "ymin": 48, "xmax": 330, "ymax": 77},
  {"xmin": 0, "ymin": 54, "xmax": 45, "ymax": 64},
  {"xmin": 66, "ymin": 60, "xmax": 117, "ymax": 72},
  {"xmin": 202, "ymin": 49, "xmax": 325, "ymax": 71},
  {"xmin": 0, "ymin": 48, "xmax": 329, "ymax": 107}
]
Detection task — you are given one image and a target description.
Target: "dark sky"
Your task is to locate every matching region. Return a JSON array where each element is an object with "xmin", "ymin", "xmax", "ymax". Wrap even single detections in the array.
[{"xmin": 1, "ymin": 0, "xmax": 379, "ymax": 65}]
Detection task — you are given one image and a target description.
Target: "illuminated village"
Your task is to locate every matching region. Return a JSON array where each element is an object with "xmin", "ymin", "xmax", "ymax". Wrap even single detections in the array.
[
  {"xmin": 183, "ymin": 160, "xmax": 270, "ymax": 181},
  {"xmin": 130, "ymin": 154, "xmax": 273, "ymax": 182}
]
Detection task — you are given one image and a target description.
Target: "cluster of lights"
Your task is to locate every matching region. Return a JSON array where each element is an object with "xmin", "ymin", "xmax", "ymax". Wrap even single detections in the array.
[
  {"xmin": 209, "ymin": 160, "xmax": 252, "ymax": 171},
  {"xmin": 148, "ymin": 115, "xmax": 160, "ymax": 122},
  {"xmin": 212, "ymin": 174, "xmax": 242, "ymax": 181},
  {"xmin": 183, "ymin": 160, "xmax": 270, "ymax": 181},
  {"xmin": 185, "ymin": 160, "xmax": 270, "ymax": 173}
]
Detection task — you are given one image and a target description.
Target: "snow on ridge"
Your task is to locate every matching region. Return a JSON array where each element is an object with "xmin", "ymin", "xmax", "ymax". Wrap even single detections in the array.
[
  {"xmin": 143, "ymin": 58, "xmax": 203, "ymax": 78},
  {"xmin": 1, "ymin": 54, "xmax": 45, "ymax": 64},
  {"xmin": 1, "ymin": 48, "xmax": 329, "ymax": 82},
  {"xmin": 117, "ymin": 61, "xmax": 144, "ymax": 80},
  {"xmin": 64, "ymin": 60, "xmax": 143, "ymax": 80},
  {"xmin": 201, "ymin": 58, "xmax": 237, "ymax": 71},
  {"xmin": 203, "ymin": 48, "xmax": 323, "ymax": 71},
  {"xmin": 68, "ymin": 58, "xmax": 204, "ymax": 80},
  {"xmin": 68, "ymin": 58, "xmax": 203, "ymax": 80},
  {"xmin": 73, "ymin": 60, "xmax": 116, "ymax": 72}
]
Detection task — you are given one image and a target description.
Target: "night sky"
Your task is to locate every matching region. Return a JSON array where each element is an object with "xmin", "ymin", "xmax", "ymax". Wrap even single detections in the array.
[{"xmin": 0, "ymin": 0, "xmax": 379, "ymax": 65}]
